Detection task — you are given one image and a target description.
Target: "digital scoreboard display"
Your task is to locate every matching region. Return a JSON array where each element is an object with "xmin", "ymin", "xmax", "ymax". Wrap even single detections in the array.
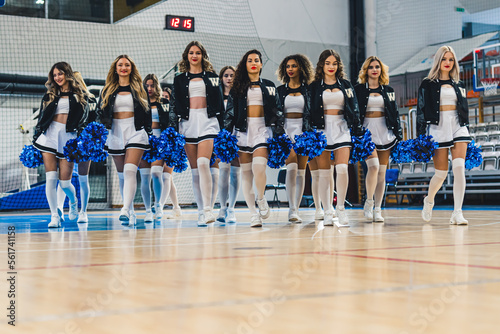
[{"xmin": 165, "ymin": 15, "xmax": 194, "ymax": 32}]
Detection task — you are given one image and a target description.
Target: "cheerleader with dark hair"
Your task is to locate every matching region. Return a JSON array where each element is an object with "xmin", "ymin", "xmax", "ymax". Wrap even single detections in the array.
[
  {"xmin": 355, "ymin": 56, "xmax": 402, "ymax": 223},
  {"xmin": 276, "ymin": 54, "xmax": 314, "ymax": 223},
  {"xmin": 33, "ymin": 62, "xmax": 89, "ymax": 227},
  {"xmin": 171, "ymin": 41, "xmax": 224, "ymax": 225},
  {"xmin": 309, "ymin": 50, "xmax": 361, "ymax": 227},
  {"xmin": 97, "ymin": 55, "xmax": 151, "ymax": 222},
  {"xmin": 225, "ymin": 49, "xmax": 284, "ymax": 227},
  {"xmin": 217, "ymin": 65, "xmax": 241, "ymax": 223}
]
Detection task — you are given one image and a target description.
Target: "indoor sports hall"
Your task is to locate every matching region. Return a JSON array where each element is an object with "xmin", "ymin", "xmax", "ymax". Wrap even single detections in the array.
[{"xmin": 1, "ymin": 1, "xmax": 500, "ymax": 333}]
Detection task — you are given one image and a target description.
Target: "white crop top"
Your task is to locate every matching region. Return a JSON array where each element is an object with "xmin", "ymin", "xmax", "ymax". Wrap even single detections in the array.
[
  {"xmin": 366, "ymin": 94, "xmax": 385, "ymax": 112},
  {"xmin": 55, "ymin": 98, "xmax": 69, "ymax": 115},
  {"xmin": 151, "ymin": 106, "xmax": 159, "ymax": 123},
  {"xmin": 323, "ymin": 90, "xmax": 344, "ymax": 110},
  {"xmin": 247, "ymin": 87, "xmax": 263, "ymax": 106},
  {"xmin": 189, "ymin": 79, "xmax": 206, "ymax": 98},
  {"xmin": 284, "ymin": 95, "xmax": 304, "ymax": 114},
  {"xmin": 114, "ymin": 93, "xmax": 134, "ymax": 113},
  {"xmin": 440, "ymin": 86, "xmax": 457, "ymax": 106}
]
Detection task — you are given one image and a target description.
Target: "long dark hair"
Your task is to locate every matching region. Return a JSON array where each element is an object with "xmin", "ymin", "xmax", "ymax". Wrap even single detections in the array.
[
  {"xmin": 232, "ymin": 49, "xmax": 262, "ymax": 98},
  {"xmin": 314, "ymin": 49, "xmax": 346, "ymax": 82},
  {"xmin": 277, "ymin": 54, "xmax": 314, "ymax": 85},
  {"xmin": 178, "ymin": 41, "xmax": 214, "ymax": 73}
]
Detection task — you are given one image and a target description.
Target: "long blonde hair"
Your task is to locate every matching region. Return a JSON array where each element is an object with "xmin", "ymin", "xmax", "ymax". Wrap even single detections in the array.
[
  {"xmin": 101, "ymin": 55, "xmax": 148, "ymax": 110},
  {"xmin": 143, "ymin": 73, "xmax": 161, "ymax": 103},
  {"xmin": 178, "ymin": 41, "xmax": 214, "ymax": 73},
  {"xmin": 357, "ymin": 56, "xmax": 390, "ymax": 85},
  {"xmin": 44, "ymin": 62, "xmax": 86, "ymax": 108},
  {"xmin": 426, "ymin": 46, "xmax": 460, "ymax": 82},
  {"xmin": 74, "ymin": 71, "xmax": 95, "ymax": 99}
]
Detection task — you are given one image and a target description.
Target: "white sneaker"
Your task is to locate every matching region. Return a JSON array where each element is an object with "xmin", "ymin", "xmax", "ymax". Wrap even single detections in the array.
[
  {"xmin": 422, "ymin": 197, "xmax": 434, "ymax": 222},
  {"xmin": 57, "ymin": 207, "xmax": 65, "ymax": 222},
  {"xmin": 373, "ymin": 207, "xmax": 384, "ymax": 222},
  {"xmin": 68, "ymin": 201, "xmax": 78, "ymax": 221},
  {"xmin": 119, "ymin": 208, "xmax": 130, "ymax": 221},
  {"xmin": 256, "ymin": 197, "xmax": 270, "ymax": 219},
  {"xmin": 450, "ymin": 210, "xmax": 468, "ymax": 225},
  {"xmin": 250, "ymin": 214, "xmax": 262, "ymax": 227},
  {"xmin": 77, "ymin": 211, "xmax": 88, "ymax": 223},
  {"xmin": 288, "ymin": 210, "xmax": 302, "ymax": 223},
  {"xmin": 364, "ymin": 199, "xmax": 374, "ymax": 220},
  {"xmin": 48, "ymin": 213, "xmax": 61, "ymax": 228},
  {"xmin": 204, "ymin": 208, "xmax": 215, "ymax": 224},
  {"xmin": 128, "ymin": 211, "xmax": 137, "ymax": 226},
  {"xmin": 324, "ymin": 211, "xmax": 334, "ymax": 226},
  {"xmin": 335, "ymin": 207, "xmax": 349, "ymax": 227},
  {"xmin": 167, "ymin": 207, "xmax": 182, "ymax": 219},
  {"xmin": 315, "ymin": 209, "xmax": 324, "ymax": 220},
  {"xmin": 197, "ymin": 212, "xmax": 206, "ymax": 226},
  {"xmin": 226, "ymin": 209, "xmax": 237, "ymax": 223},
  {"xmin": 144, "ymin": 211, "xmax": 154, "ymax": 223},
  {"xmin": 217, "ymin": 208, "xmax": 227, "ymax": 222},
  {"xmin": 155, "ymin": 204, "xmax": 163, "ymax": 220}
]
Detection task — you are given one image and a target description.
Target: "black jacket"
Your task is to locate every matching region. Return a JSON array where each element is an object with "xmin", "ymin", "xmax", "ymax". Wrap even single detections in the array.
[
  {"xmin": 150, "ymin": 98, "xmax": 178, "ymax": 131},
  {"xmin": 171, "ymin": 71, "xmax": 224, "ymax": 127},
  {"xmin": 309, "ymin": 79, "xmax": 362, "ymax": 135},
  {"xmin": 277, "ymin": 83, "xmax": 312, "ymax": 132},
  {"xmin": 417, "ymin": 78, "xmax": 469, "ymax": 136},
  {"xmin": 224, "ymin": 78, "xmax": 284, "ymax": 135},
  {"xmin": 354, "ymin": 83, "xmax": 403, "ymax": 140},
  {"xmin": 96, "ymin": 86, "xmax": 152, "ymax": 134},
  {"xmin": 34, "ymin": 93, "xmax": 89, "ymax": 141},
  {"xmin": 86, "ymin": 95, "xmax": 98, "ymax": 124}
]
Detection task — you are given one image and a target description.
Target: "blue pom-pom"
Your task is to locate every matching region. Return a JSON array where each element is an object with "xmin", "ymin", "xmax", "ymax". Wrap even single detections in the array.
[
  {"xmin": 78, "ymin": 122, "xmax": 108, "ymax": 162},
  {"xmin": 160, "ymin": 128, "xmax": 186, "ymax": 167},
  {"xmin": 293, "ymin": 129, "xmax": 327, "ymax": 159},
  {"xmin": 349, "ymin": 128, "xmax": 376, "ymax": 164},
  {"xmin": 331, "ymin": 151, "xmax": 335, "ymax": 160},
  {"xmin": 210, "ymin": 153, "xmax": 217, "ymax": 166},
  {"xmin": 267, "ymin": 134, "xmax": 292, "ymax": 169},
  {"xmin": 19, "ymin": 145, "xmax": 43, "ymax": 168},
  {"xmin": 173, "ymin": 149, "xmax": 188, "ymax": 173},
  {"xmin": 214, "ymin": 129, "xmax": 239, "ymax": 163},
  {"xmin": 410, "ymin": 135, "xmax": 438, "ymax": 162},
  {"xmin": 390, "ymin": 140, "xmax": 413, "ymax": 163},
  {"xmin": 142, "ymin": 135, "xmax": 162, "ymax": 163},
  {"xmin": 465, "ymin": 140, "xmax": 483, "ymax": 170},
  {"xmin": 64, "ymin": 138, "xmax": 89, "ymax": 163}
]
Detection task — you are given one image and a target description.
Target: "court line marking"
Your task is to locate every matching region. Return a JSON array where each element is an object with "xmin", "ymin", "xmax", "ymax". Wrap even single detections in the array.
[
  {"xmin": 5, "ymin": 240, "xmax": 500, "ymax": 272},
  {"xmin": 19, "ymin": 277, "xmax": 500, "ymax": 324}
]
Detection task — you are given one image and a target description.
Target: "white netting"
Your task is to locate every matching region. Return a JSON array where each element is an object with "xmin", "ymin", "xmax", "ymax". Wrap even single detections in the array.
[{"xmin": 481, "ymin": 79, "xmax": 500, "ymax": 97}]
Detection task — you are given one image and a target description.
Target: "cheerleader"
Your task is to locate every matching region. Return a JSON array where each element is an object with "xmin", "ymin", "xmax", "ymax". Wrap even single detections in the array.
[
  {"xmin": 417, "ymin": 46, "xmax": 471, "ymax": 225},
  {"xmin": 216, "ymin": 65, "xmax": 241, "ymax": 223},
  {"xmin": 33, "ymin": 62, "xmax": 89, "ymax": 227},
  {"xmin": 355, "ymin": 56, "xmax": 402, "ymax": 222},
  {"xmin": 56, "ymin": 71, "xmax": 97, "ymax": 223},
  {"xmin": 276, "ymin": 54, "xmax": 314, "ymax": 223},
  {"xmin": 171, "ymin": 41, "xmax": 224, "ymax": 225},
  {"xmin": 225, "ymin": 49, "xmax": 284, "ymax": 227},
  {"xmin": 97, "ymin": 55, "xmax": 151, "ymax": 222},
  {"xmin": 309, "ymin": 50, "xmax": 361, "ymax": 226}
]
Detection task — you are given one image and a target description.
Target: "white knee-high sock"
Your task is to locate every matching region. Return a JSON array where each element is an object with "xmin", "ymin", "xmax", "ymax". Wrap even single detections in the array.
[
  {"xmin": 57, "ymin": 184, "xmax": 66, "ymax": 210},
  {"xmin": 46, "ymin": 171, "xmax": 58, "ymax": 215},
  {"xmin": 139, "ymin": 168, "xmax": 152, "ymax": 211},
  {"xmin": 335, "ymin": 164, "xmax": 349, "ymax": 209},
  {"xmin": 78, "ymin": 175, "xmax": 90, "ymax": 212},
  {"xmin": 427, "ymin": 169, "xmax": 448, "ymax": 203},
  {"xmin": 452, "ymin": 158, "xmax": 466, "ymax": 211},
  {"xmin": 241, "ymin": 162, "xmax": 257, "ymax": 215},
  {"xmin": 228, "ymin": 166, "xmax": 241, "ymax": 210},
  {"xmin": 59, "ymin": 179, "xmax": 77, "ymax": 205},
  {"xmin": 296, "ymin": 169, "xmax": 306, "ymax": 209},
  {"xmin": 286, "ymin": 163, "xmax": 298, "ymax": 211},
  {"xmin": 318, "ymin": 169, "xmax": 332, "ymax": 212},
  {"xmin": 365, "ymin": 158, "xmax": 380, "ymax": 201},
  {"xmin": 170, "ymin": 177, "xmax": 179, "ymax": 208},
  {"xmin": 151, "ymin": 166, "xmax": 163, "ymax": 206},
  {"xmin": 159, "ymin": 172, "xmax": 171, "ymax": 207},
  {"xmin": 330, "ymin": 165, "xmax": 335, "ymax": 208},
  {"xmin": 252, "ymin": 157, "xmax": 267, "ymax": 200},
  {"xmin": 310, "ymin": 170, "xmax": 321, "ymax": 211},
  {"xmin": 123, "ymin": 163, "xmax": 138, "ymax": 211},
  {"xmin": 118, "ymin": 172, "xmax": 124, "ymax": 201},
  {"xmin": 374, "ymin": 164, "xmax": 387, "ymax": 208},
  {"xmin": 197, "ymin": 157, "xmax": 212, "ymax": 210},
  {"xmin": 210, "ymin": 167, "xmax": 219, "ymax": 208},
  {"xmin": 191, "ymin": 169, "xmax": 203, "ymax": 212},
  {"xmin": 218, "ymin": 163, "xmax": 231, "ymax": 210}
]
